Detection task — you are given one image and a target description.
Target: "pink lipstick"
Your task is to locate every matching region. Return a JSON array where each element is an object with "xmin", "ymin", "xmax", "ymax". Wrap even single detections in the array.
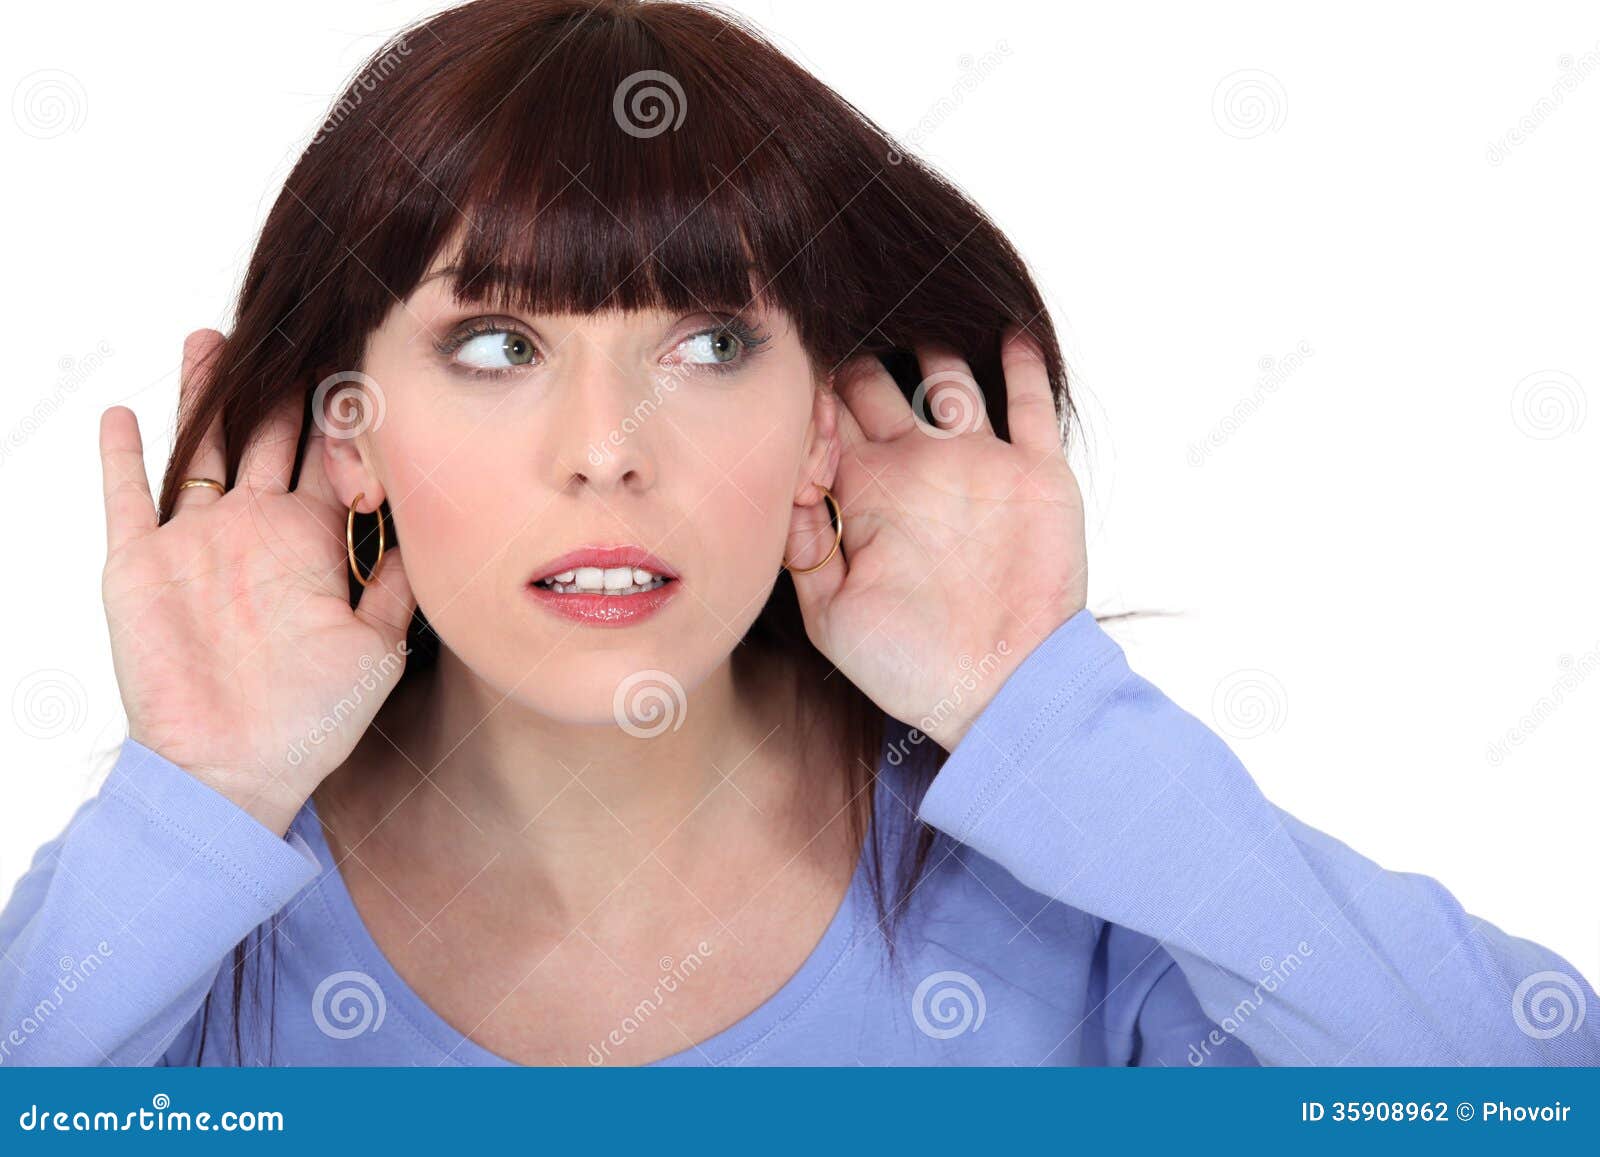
[{"xmin": 525, "ymin": 545, "xmax": 681, "ymax": 627}]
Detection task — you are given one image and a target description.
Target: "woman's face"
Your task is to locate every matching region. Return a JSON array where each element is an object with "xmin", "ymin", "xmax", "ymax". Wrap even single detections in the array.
[{"xmin": 325, "ymin": 250, "xmax": 832, "ymax": 723}]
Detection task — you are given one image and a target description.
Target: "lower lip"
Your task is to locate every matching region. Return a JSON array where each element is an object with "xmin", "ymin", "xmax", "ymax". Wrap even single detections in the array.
[{"xmin": 524, "ymin": 579, "xmax": 681, "ymax": 626}]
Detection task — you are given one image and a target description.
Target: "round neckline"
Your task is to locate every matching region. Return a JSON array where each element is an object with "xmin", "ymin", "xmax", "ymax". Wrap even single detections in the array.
[{"xmin": 295, "ymin": 738, "xmax": 887, "ymax": 1067}]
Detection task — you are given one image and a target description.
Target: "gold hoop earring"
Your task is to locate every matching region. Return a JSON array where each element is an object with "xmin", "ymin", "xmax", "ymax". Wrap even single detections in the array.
[
  {"xmin": 782, "ymin": 486, "xmax": 842, "ymax": 575},
  {"xmin": 347, "ymin": 492, "xmax": 386, "ymax": 588}
]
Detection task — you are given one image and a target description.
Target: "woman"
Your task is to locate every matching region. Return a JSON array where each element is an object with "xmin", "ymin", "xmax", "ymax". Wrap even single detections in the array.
[{"xmin": 2, "ymin": 0, "xmax": 1595, "ymax": 1067}]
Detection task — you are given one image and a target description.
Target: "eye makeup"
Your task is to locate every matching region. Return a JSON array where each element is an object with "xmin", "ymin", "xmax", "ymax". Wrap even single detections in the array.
[{"xmin": 430, "ymin": 311, "xmax": 774, "ymax": 382}]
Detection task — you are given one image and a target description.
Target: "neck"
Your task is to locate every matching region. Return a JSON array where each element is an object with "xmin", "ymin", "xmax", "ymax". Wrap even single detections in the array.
[{"xmin": 319, "ymin": 642, "xmax": 840, "ymax": 923}]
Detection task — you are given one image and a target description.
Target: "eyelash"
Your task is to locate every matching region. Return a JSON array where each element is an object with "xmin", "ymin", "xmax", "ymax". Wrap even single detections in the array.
[{"xmin": 432, "ymin": 315, "xmax": 773, "ymax": 381}]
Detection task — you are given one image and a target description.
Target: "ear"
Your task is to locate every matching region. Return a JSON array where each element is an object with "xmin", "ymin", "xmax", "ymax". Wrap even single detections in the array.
[
  {"xmin": 794, "ymin": 374, "xmax": 841, "ymax": 505},
  {"xmin": 315, "ymin": 372, "xmax": 386, "ymax": 512}
]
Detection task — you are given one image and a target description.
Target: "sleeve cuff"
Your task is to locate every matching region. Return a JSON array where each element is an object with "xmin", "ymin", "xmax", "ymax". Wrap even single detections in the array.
[
  {"xmin": 101, "ymin": 737, "xmax": 321, "ymax": 915},
  {"xmin": 916, "ymin": 607, "xmax": 1128, "ymax": 841}
]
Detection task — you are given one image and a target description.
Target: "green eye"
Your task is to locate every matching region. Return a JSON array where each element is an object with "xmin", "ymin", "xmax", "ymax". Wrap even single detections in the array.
[
  {"xmin": 679, "ymin": 328, "xmax": 744, "ymax": 365},
  {"xmin": 457, "ymin": 330, "xmax": 537, "ymax": 370}
]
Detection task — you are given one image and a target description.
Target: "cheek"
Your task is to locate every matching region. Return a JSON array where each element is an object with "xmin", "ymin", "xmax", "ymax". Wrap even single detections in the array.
[
  {"xmin": 373, "ymin": 409, "xmax": 519, "ymax": 609},
  {"xmin": 688, "ymin": 395, "xmax": 806, "ymax": 597}
]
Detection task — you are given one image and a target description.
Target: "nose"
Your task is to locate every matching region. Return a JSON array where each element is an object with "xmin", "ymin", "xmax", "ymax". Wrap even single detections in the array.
[{"xmin": 543, "ymin": 339, "xmax": 657, "ymax": 495}]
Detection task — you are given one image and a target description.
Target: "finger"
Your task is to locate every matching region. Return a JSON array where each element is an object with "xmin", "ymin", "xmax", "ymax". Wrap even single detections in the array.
[
  {"xmin": 353, "ymin": 542, "xmax": 418, "ymax": 647},
  {"xmin": 237, "ymin": 388, "xmax": 305, "ymax": 495},
  {"xmin": 913, "ymin": 341, "xmax": 992, "ymax": 437},
  {"xmin": 832, "ymin": 354, "xmax": 916, "ymax": 442},
  {"xmin": 174, "ymin": 329, "xmax": 229, "ymax": 513},
  {"xmin": 1000, "ymin": 323, "xmax": 1061, "ymax": 455},
  {"xmin": 783, "ymin": 489, "xmax": 845, "ymax": 619},
  {"xmin": 100, "ymin": 406, "xmax": 157, "ymax": 558}
]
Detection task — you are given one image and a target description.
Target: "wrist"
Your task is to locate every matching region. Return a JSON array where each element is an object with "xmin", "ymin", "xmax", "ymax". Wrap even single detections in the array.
[
  {"xmin": 184, "ymin": 766, "xmax": 311, "ymax": 839},
  {"xmin": 126, "ymin": 735, "xmax": 315, "ymax": 838}
]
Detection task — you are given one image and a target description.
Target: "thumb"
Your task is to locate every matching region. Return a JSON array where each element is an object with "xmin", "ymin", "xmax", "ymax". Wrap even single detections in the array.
[
  {"xmin": 354, "ymin": 542, "xmax": 418, "ymax": 653},
  {"xmin": 784, "ymin": 492, "xmax": 845, "ymax": 621}
]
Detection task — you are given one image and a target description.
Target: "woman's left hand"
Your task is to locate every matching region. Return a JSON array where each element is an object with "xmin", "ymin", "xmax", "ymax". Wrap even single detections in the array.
[{"xmin": 787, "ymin": 324, "xmax": 1088, "ymax": 753}]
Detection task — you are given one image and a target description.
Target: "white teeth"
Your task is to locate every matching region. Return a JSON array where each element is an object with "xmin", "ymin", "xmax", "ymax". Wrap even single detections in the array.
[{"xmin": 536, "ymin": 563, "xmax": 671, "ymax": 596}]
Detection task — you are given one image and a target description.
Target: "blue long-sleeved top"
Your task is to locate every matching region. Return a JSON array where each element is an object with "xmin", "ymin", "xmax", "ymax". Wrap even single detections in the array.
[{"xmin": 2, "ymin": 608, "xmax": 1596, "ymax": 1066}]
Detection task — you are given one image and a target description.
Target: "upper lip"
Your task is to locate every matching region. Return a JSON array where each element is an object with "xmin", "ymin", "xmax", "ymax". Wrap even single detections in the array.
[{"xmin": 530, "ymin": 546, "xmax": 680, "ymax": 584}]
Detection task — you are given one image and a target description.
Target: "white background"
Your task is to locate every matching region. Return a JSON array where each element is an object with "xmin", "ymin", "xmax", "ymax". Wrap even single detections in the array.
[{"xmin": 3, "ymin": 2, "xmax": 1598, "ymax": 987}]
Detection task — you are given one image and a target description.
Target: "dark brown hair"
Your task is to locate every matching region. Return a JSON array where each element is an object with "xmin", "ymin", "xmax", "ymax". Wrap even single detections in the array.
[{"xmin": 167, "ymin": 0, "xmax": 1077, "ymax": 1064}]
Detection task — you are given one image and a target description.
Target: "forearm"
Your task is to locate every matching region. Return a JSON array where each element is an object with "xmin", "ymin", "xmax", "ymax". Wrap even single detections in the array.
[
  {"xmin": 916, "ymin": 609, "xmax": 1600, "ymax": 1066},
  {"xmin": 0, "ymin": 738, "xmax": 320, "ymax": 1065}
]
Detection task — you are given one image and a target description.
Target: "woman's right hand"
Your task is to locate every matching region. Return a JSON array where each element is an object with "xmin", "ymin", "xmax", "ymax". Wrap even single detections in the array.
[{"xmin": 98, "ymin": 329, "xmax": 417, "ymax": 836}]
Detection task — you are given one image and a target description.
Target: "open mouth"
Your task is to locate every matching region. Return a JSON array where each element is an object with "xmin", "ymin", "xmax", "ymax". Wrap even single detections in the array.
[{"xmin": 531, "ymin": 567, "xmax": 677, "ymax": 596}]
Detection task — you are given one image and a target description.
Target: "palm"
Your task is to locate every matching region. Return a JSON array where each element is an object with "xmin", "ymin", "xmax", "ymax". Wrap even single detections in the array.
[
  {"xmin": 98, "ymin": 330, "xmax": 415, "ymax": 827},
  {"xmin": 789, "ymin": 333, "xmax": 1087, "ymax": 748}
]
